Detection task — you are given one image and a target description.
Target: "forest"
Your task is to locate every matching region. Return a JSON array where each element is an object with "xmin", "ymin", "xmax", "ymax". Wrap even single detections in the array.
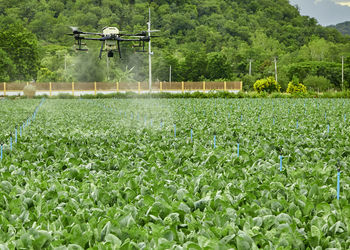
[{"xmin": 0, "ymin": 0, "xmax": 350, "ymax": 91}]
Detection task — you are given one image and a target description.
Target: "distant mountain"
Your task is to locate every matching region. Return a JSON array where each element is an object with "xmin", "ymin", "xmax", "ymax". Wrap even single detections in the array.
[{"xmin": 329, "ymin": 21, "xmax": 350, "ymax": 35}]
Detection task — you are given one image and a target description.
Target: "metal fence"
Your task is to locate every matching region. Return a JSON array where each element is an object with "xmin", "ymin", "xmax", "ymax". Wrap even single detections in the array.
[{"xmin": 1, "ymin": 81, "xmax": 242, "ymax": 96}]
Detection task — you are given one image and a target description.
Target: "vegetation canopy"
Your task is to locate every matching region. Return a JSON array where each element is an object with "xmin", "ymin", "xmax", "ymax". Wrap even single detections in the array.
[
  {"xmin": 0, "ymin": 98, "xmax": 349, "ymax": 248},
  {"xmin": 0, "ymin": 0, "xmax": 349, "ymax": 91}
]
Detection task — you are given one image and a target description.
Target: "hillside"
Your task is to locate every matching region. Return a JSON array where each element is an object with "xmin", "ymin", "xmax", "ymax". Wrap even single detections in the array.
[
  {"xmin": 330, "ymin": 21, "xmax": 350, "ymax": 36},
  {"xmin": 0, "ymin": 0, "xmax": 349, "ymax": 89}
]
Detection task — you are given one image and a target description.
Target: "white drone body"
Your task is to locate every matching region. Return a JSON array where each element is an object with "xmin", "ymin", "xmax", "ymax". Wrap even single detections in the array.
[{"xmin": 102, "ymin": 27, "xmax": 119, "ymax": 52}]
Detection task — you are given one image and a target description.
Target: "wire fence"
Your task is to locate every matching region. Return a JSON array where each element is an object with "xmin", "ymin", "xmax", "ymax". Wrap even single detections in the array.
[{"xmin": 1, "ymin": 81, "xmax": 242, "ymax": 96}]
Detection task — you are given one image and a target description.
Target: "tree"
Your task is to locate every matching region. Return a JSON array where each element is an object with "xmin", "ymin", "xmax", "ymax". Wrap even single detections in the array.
[
  {"xmin": 303, "ymin": 75, "xmax": 331, "ymax": 92},
  {"xmin": 287, "ymin": 61, "xmax": 349, "ymax": 89},
  {"xmin": 153, "ymin": 51, "xmax": 182, "ymax": 82},
  {"xmin": 180, "ymin": 48, "xmax": 208, "ymax": 81},
  {"xmin": 206, "ymin": 52, "xmax": 231, "ymax": 80},
  {"xmin": 0, "ymin": 49, "xmax": 15, "ymax": 81},
  {"xmin": 0, "ymin": 22, "xmax": 40, "ymax": 81}
]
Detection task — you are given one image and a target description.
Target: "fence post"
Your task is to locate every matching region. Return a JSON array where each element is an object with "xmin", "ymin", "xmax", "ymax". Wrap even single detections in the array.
[
  {"xmin": 3, "ymin": 82, "xmax": 6, "ymax": 96},
  {"xmin": 224, "ymin": 81, "xmax": 227, "ymax": 91},
  {"xmin": 94, "ymin": 82, "xmax": 97, "ymax": 96},
  {"xmin": 49, "ymin": 82, "xmax": 52, "ymax": 97},
  {"xmin": 182, "ymin": 81, "xmax": 184, "ymax": 93},
  {"xmin": 240, "ymin": 81, "xmax": 243, "ymax": 91},
  {"xmin": 160, "ymin": 82, "xmax": 162, "ymax": 92},
  {"xmin": 203, "ymin": 81, "xmax": 205, "ymax": 93},
  {"xmin": 116, "ymin": 82, "xmax": 119, "ymax": 93},
  {"xmin": 72, "ymin": 82, "xmax": 74, "ymax": 96},
  {"xmin": 138, "ymin": 82, "xmax": 141, "ymax": 94}
]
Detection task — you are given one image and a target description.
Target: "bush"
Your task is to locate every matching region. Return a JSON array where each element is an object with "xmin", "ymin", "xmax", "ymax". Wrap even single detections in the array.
[
  {"xmin": 286, "ymin": 78, "xmax": 307, "ymax": 93},
  {"xmin": 253, "ymin": 77, "xmax": 281, "ymax": 93},
  {"xmin": 36, "ymin": 90, "xmax": 350, "ymax": 99},
  {"xmin": 287, "ymin": 61, "xmax": 350, "ymax": 89},
  {"xmin": 57, "ymin": 93, "xmax": 75, "ymax": 99},
  {"xmin": 23, "ymin": 85, "xmax": 36, "ymax": 98},
  {"xmin": 303, "ymin": 75, "xmax": 331, "ymax": 92},
  {"xmin": 269, "ymin": 92, "xmax": 286, "ymax": 98},
  {"xmin": 241, "ymin": 74, "xmax": 256, "ymax": 91}
]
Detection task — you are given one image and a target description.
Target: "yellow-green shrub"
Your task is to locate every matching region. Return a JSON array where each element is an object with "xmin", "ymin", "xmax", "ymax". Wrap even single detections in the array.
[
  {"xmin": 253, "ymin": 77, "xmax": 281, "ymax": 93},
  {"xmin": 286, "ymin": 81, "xmax": 307, "ymax": 93}
]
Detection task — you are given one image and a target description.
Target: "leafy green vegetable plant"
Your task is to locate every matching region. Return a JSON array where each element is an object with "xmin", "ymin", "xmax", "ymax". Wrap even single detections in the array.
[{"xmin": 0, "ymin": 98, "xmax": 349, "ymax": 248}]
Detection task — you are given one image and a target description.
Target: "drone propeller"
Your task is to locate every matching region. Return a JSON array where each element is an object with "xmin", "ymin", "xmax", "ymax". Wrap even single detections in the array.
[
  {"xmin": 70, "ymin": 26, "xmax": 83, "ymax": 34},
  {"xmin": 68, "ymin": 26, "xmax": 104, "ymax": 36}
]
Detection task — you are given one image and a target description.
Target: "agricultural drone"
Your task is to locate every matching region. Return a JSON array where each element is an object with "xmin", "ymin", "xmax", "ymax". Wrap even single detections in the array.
[{"xmin": 67, "ymin": 25, "xmax": 159, "ymax": 59}]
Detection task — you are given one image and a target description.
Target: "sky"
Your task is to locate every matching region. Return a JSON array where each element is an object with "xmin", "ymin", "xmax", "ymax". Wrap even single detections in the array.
[{"xmin": 289, "ymin": 0, "xmax": 350, "ymax": 26}]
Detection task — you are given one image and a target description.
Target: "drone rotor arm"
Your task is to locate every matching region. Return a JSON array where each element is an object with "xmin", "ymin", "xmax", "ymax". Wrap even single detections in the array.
[
  {"xmin": 117, "ymin": 40, "xmax": 122, "ymax": 58},
  {"xmin": 119, "ymin": 33, "xmax": 141, "ymax": 37},
  {"xmin": 80, "ymin": 31, "xmax": 104, "ymax": 36},
  {"xmin": 99, "ymin": 41, "xmax": 104, "ymax": 59},
  {"xmin": 83, "ymin": 37, "xmax": 108, "ymax": 41},
  {"xmin": 117, "ymin": 37, "xmax": 146, "ymax": 42}
]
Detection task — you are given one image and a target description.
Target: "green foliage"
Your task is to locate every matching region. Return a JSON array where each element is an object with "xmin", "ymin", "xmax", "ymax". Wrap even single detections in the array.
[
  {"xmin": 0, "ymin": 49, "xmax": 15, "ymax": 82},
  {"xmin": 0, "ymin": 0, "xmax": 349, "ymax": 85},
  {"xmin": 37, "ymin": 68, "xmax": 58, "ymax": 82},
  {"xmin": 206, "ymin": 52, "xmax": 231, "ymax": 80},
  {"xmin": 0, "ymin": 22, "xmax": 40, "ymax": 81},
  {"xmin": 303, "ymin": 75, "xmax": 332, "ymax": 92},
  {"xmin": 1, "ymin": 98, "xmax": 350, "ymax": 248},
  {"xmin": 286, "ymin": 78, "xmax": 307, "ymax": 93},
  {"xmin": 254, "ymin": 76, "xmax": 281, "ymax": 93},
  {"xmin": 241, "ymin": 74, "xmax": 257, "ymax": 91},
  {"xmin": 110, "ymin": 66, "xmax": 136, "ymax": 83},
  {"xmin": 23, "ymin": 90, "xmax": 350, "ymax": 99},
  {"xmin": 287, "ymin": 61, "xmax": 350, "ymax": 89},
  {"xmin": 180, "ymin": 47, "xmax": 208, "ymax": 81}
]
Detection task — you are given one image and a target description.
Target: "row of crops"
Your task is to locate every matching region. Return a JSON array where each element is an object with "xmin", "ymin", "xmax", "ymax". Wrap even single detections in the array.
[{"xmin": 0, "ymin": 98, "xmax": 349, "ymax": 249}]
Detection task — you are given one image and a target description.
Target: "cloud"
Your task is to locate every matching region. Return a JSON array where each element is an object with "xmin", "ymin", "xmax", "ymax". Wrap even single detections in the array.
[
  {"xmin": 313, "ymin": 0, "xmax": 350, "ymax": 7},
  {"xmin": 315, "ymin": 0, "xmax": 350, "ymax": 5},
  {"xmin": 334, "ymin": 1, "xmax": 350, "ymax": 7},
  {"xmin": 291, "ymin": 0, "xmax": 350, "ymax": 25}
]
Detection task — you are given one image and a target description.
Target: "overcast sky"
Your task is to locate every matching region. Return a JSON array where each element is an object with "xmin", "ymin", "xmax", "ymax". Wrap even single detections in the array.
[{"xmin": 289, "ymin": 0, "xmax": 350, "ymax": 26}]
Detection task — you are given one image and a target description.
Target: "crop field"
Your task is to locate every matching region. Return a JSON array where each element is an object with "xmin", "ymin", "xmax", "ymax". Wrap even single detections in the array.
[{"xmin": 0, "ymin": 98, "xmax": 349, "ymax": 249}]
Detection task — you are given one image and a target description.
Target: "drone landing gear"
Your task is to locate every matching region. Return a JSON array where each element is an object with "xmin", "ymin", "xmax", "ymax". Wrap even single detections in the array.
[{"xmin": 108, "ymin": 51, "xmax": 114, "ymax": 57}]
